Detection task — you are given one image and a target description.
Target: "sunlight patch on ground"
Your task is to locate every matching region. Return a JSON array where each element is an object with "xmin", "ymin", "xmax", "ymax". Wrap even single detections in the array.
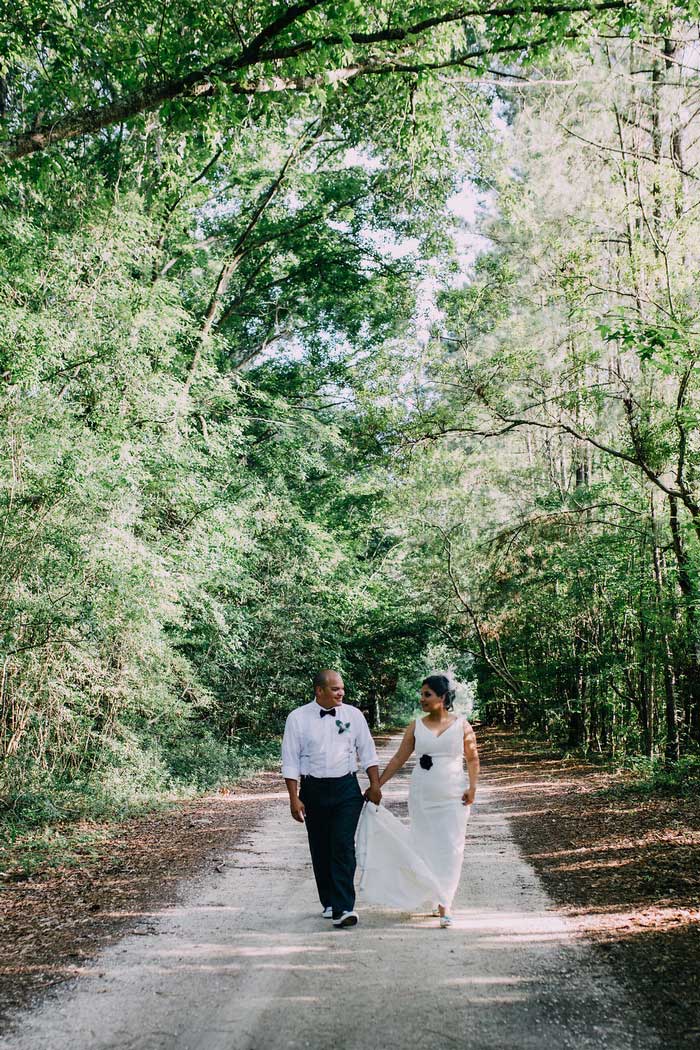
[
  {"xmin": 552, "ymin": 856, "xmax": 640, "ymax": 873},
  {"xmin": 100, "ymin": 906, "xmax": 243, "ymax": 919},
  {"xmin": 567, "ymin": 906, "xmax": 700, "ymax": 936},
  {"xmin": 444, "ymin": 975, "xmax": 538, "ymax": 986},
  {"xmin": 155, "ymin": 943, "xmax": 330, "ymax": 958}
]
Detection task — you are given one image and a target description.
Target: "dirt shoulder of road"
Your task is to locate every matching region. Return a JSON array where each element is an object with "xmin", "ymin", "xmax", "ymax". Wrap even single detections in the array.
[
  {"xmin": 0, "ymin": 769, "xmax": 285, "ymax": 1023},
  {"xmin": 478, "ymin": 728, "xmax": 700, "ymax": 1049},
  {"xmin": 2, "ymin": 729, "xmax": 699, "ymax": 1045},
  {"xmin": 0, "ymin": 735, "xmax": 397, "ymax": 1023}
]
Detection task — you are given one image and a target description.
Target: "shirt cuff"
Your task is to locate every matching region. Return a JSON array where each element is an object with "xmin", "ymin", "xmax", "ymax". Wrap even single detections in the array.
[{"xmin": 282, "ymin": 764, "xmax": 300, "ymax": 780}]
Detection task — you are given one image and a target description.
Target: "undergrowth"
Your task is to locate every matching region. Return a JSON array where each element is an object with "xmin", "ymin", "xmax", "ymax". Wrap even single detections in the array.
[
  {"xmin": 603, "ymin": 753, "xmax": 700, "ymax": 799},
  {"xmin": 0, "ymin": 732, "xmax": 280, "ymax": 878}
]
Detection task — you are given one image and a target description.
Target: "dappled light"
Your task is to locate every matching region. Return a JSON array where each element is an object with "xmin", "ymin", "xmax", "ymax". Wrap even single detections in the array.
[
  {"xmin": 2, "ymin": 1, "xmax": 700, "ymax": 1047},
  {"xmin": 481, "ymin": 731, "xmax": 700, "ymax": 1045},
  {"xmin": 2, "ymin": 728, "xmax": 694, "ymax": 1050}
]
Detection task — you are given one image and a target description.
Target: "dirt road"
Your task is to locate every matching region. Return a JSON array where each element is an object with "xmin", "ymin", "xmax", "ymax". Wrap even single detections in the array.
[{"xmin": 1, "ymin": 739, "xmax": 659, "ymax": 1050}]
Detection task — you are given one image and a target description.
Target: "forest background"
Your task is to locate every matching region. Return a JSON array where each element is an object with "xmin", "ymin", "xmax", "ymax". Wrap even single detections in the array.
[{"xmin": 2, "ymin": 0, "xmax": 700, "ymax": 860}]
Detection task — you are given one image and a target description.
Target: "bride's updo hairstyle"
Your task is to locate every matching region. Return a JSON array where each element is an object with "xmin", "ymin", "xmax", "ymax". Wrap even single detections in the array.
[{"xmin": 421, "ymin": 674, "xmax": 455, "ymax": 711}]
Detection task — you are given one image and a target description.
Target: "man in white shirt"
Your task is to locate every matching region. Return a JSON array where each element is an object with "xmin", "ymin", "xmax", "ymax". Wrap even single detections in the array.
[{"xmin": 282, "ymin": 669, "xmax": 382, "ymax": 927}]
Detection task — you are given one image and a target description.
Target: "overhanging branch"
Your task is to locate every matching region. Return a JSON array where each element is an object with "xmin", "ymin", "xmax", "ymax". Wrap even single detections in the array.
[{"xmin": 1, "ymin": 0, "xmax": 632, "ymax": 163}]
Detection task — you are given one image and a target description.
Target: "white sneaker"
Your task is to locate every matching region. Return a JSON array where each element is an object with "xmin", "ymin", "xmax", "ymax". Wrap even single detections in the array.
[
  {"xmin": 439, "ymin": 914, "xmax": 453, "ymax": 928},
  {"xmin": 322, "ymin": 906, "xmax": 333, "ymax": 919},
  {"xmin": 332, "ymin": 910, "xmax": 359, "ymax": 928}
]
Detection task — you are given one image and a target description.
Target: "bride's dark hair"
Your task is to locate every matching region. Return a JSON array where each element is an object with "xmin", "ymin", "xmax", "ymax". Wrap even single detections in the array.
[{"xmin": 421, "ymin": 674, "xmax": 455, "ymax": 711}]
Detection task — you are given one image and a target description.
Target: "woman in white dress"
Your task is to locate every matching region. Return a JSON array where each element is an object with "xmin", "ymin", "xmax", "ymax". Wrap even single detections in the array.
[{"xmin": 356, "ymin": 675, "xmax": 480, "ymax": 927}]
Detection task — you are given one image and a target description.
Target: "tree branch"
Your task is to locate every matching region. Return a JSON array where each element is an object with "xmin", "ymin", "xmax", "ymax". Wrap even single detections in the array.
[
  {"xmin": 558, "ymin": 121, "xmax": 700, "ymax": 181},
  {"xmin": 2, "ymin": 1, "xmax": 631, "ymax": 163},
  {"xmin": 434, "ymin": 524, "xmax": 524, "ymax": 696}
]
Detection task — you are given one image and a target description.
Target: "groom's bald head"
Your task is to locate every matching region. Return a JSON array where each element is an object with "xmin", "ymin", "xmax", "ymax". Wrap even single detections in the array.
[
  {"xmin": 313, "ymin": 669, "xmax": 345, "ymax": 708},
  {"xmin": 313, "ymin": 669, "xmax": 339, "ymax": 690}
]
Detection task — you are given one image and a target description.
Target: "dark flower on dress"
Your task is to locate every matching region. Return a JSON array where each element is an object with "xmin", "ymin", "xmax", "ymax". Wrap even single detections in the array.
[{"xmin": 419, "ymin": 754, "xmax": 433, "ymax": 770}]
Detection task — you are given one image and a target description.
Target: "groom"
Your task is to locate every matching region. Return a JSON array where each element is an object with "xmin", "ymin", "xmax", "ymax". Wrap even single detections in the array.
[{"xmin": 282, "ymin": 670, "xmax": 382, "ymax": 927}]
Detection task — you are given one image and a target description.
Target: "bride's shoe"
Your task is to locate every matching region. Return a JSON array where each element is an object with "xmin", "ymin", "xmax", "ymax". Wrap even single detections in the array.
[
  {"xmin": 431, "ymin": 907, "xmax": 440, "ymax": 917},
  {"xmin": 439, "ymin": 914, "xmax": 452, "ymax": 928}
]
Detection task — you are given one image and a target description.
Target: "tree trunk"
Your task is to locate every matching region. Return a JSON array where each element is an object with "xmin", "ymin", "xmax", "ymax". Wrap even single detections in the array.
[
  {"xmin": 650, "ymin": 500, "xmax": 680, "ymax": 762},
  {"xmin": 668, "ymin": 494, "xmax": 700, "ymax": 745}
]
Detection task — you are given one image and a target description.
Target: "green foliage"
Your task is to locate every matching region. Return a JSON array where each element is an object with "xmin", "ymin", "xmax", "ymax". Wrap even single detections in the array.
[
  {"xmin": 598, "ymin": 318, "xmax": 696, "ymax": 371},
  {"xmin": 603, "ymin": 755, "xmax": 700, "ymax": 799},
  {"xmin": 385, "ymin": 32, "xmax": 700, "ymax": 763},
  {"xmin": 1, "ymin": 0, "xmax": 692, "ymax": 871},
  {"xmin": 0, "ymin": 1, "xmax": 482, "ymax": 858}
]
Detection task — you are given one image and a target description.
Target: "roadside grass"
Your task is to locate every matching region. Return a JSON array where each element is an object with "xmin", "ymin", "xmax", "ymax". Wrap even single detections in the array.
[
  {"xmin": 497, "ymin": 724, "xmax": 700, "ymax": 798},
  {"xmin": 0, "ymin": 737, "xmax": 280, "ymax": 880},
  {"xmin": 599, "ymin": 753, "xmax": 700, "ymax": 800}
]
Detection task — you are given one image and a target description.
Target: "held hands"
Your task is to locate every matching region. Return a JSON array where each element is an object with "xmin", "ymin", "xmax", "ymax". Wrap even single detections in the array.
[
  {"xmin": 462, "ymin": 787, "xmax": 476, "ymax": 806},
  {"xmin": 364, "ymin": 785, "xmax": 382, "ymax": 805},
  {"xmin": 290, "ymin": 798, "xmax": 306, "ymax": 823}
]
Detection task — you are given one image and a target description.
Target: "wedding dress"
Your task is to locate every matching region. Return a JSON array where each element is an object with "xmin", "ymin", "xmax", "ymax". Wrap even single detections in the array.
[{"xmin": 356, "ymin": 716, "xmax": 470, "ymax": 911}]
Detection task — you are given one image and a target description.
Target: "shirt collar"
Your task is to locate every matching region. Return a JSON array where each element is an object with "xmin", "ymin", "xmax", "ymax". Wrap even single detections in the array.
[{"xmin": 314, "ymin": 701, "xmax": 341, "ymax": 714}]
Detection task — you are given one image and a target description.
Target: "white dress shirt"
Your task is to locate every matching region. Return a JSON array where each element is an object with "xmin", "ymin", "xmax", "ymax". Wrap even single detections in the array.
[{"xmin": 281, "ymin": 701, "xmax": 379, "ymax": 781}]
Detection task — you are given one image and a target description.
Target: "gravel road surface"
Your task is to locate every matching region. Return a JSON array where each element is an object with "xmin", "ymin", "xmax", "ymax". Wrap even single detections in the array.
[{"xmin": 1, "ymin": 738, "xmax": 658, "ymax": 1050}]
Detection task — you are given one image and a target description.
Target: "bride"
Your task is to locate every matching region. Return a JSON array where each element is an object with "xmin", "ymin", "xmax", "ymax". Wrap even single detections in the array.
[{"xmin": 356, "ymin": 674, "xmax": 480, "ymax": 927}]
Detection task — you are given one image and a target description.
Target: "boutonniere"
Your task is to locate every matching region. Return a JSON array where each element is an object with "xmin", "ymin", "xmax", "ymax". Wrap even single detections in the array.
[{"xmin": 336, "ymin": 719, "xmax": 351, "ymax": 735}]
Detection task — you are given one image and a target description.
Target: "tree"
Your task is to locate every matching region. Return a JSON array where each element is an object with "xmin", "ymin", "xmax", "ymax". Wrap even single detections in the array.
[{"xmin": 389, "ymin": 26, "xmax": 700, "ymax": 758}]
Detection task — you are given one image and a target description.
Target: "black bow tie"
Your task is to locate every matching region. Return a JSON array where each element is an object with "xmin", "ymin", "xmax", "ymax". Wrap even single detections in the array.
[{"xmin": 320, "ymin": 708, "xmax": 337, "ymax": 718}]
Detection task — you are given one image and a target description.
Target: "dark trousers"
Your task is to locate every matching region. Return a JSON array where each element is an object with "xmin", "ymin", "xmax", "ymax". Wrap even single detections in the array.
[{"xmin": 299, "ymin": 772, "xmax": 365, "ymax": 918}]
